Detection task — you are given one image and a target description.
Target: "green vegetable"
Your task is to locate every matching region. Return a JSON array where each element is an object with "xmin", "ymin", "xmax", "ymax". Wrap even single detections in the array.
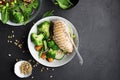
[
  {"xmin": 0, "ymin": 0, "xmax": 39, "ymax": 24},
  {"xmin": 46, "ymin": 49, "xmax": 57, "ymax": 58},
  {"xmin": 55, "ymin": 0, "xmax": 73, "ymax": 9},
  {"xmin": 48, "ymin": 40, "xmax": 59, "ymax": 50},
  {"xmin": 42, "ymin": 10, "xmax": 54, "ymax": 18},
  {"xmin": 32, "ymin": 0, "xmax": 39, "ymax": 9},
  {"xmin": 20, "ymin": 5, "xmax": 32, "ymax": 21},
  {"xmin": 55, "ymin": 51, "xmax": 65, "ymax": 60},
  {"xmin": 52, "ymin": 45, "xmax": 59, "ymax": 50},
  {"xmin": 38, "ymin": 48, "xmax": 43, "ymax": 58},
  {"xmin": 72, "ymin": 34, "xmax": 76, "ymax": 39},
  {"xmin": 10, "ymin": 10, "xmax": 24, "ymax": 23},
  {"xmin": 37, "ymin": 21, "xmax": 50, "ymax": 39},
  {"xmin": 68, "ymin": 26, "xmax": 76, "ymax": 39},
  {"xmin": 31, "ymin": 33, "xmax": 44, "ymax": 46},
  {"xmin": 1, "ymin": 7, "xmax": 9, "ymax": 24},
  {"xmin": 28, "ymin": 0, "xmax": 39, "ymax": 9},
  {"xmin": 48, "ymin": 40, "xmax": 54, "ymax": 48},
  {"xmin": 63, "ymin": 50, "xmax": 68, "ymax": 53},
  {"xmin": 43, "ymin": 40, "xmax": 48, "ymax": 51}
]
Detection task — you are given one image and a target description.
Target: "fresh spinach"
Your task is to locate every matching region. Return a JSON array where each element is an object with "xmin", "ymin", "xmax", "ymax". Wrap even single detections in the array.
[
  {"xmin": 55, "ymin": 0, "xmax": 73, "ymax": 9},
  {"xmin": 20, "ymin": 5, "xmax": 32, "ymax": 21},
  {"xmin": 10, "ymin": 10, "xmax": 24, "ymax": 23},
  {"xmin": 31, "ymin": 0, "xmax": 39, "ymax": 9},
  {"xmin": 0, "ymin": 0, "xmax": 39, "ymax": 24},
  {"xmin": 1, "ymin": 7, "xmax": 9, "ymax": 23}
]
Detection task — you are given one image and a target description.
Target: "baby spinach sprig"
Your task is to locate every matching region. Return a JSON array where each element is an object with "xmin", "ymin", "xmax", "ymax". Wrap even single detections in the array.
[
  {"xmin": 55, "ymin": 0, "xmax": 73, "ymax": 9},
  {"xmin": 0, "ymin": 0, "xmax": 39, "ymax": 24}
]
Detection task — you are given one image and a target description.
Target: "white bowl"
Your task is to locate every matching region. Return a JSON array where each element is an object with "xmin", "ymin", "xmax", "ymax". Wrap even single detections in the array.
[
  {"xmin": 0, "ymin": 0, "xmax": 41, "ymax": 26},
  {"xmin": 14, "ymin": 60, "xmax": 32, "ymax": 78},
  {"xmin": 27, "ymin": 16, "xmax": 79, "ymax": 67}
]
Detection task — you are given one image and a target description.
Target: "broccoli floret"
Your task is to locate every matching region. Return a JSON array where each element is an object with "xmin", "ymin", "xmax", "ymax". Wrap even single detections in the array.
[
  {"xmin": 46, "ymin": 48, "xmax": 57, "ymax": 58},
  {"xmin": 37, "ymin": 21, "xmax": 50, "ymax": 39},
  {"xmin": 10, "ymin": 11, "xmax": 24, "ymax": 23},
  {"xmin": 48, "ymin": 40, "xmax": 59, "ymax": 50},
  {"xmin": 31, "ymin": 33, "xmax": 44, "ymax": 46},
  {"xmin": 10, "ymin": 8, "xmax": 24, "ymax": 23}
]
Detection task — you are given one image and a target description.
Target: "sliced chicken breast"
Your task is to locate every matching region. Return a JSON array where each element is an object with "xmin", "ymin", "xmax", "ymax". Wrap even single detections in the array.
[{"xmin": 52, "ymin": 20, "xmax": 73, "ymax": 52}]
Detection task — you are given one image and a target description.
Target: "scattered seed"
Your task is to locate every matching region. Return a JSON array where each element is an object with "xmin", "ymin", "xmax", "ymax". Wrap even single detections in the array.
[
  {"xmin": 7, "ymin": 40, "xmax": 9, "ymax": 43},
  {"xmin": 46, "ymin": 68, "xmax": 49, "ymax": 70},
  {"xmin": 28, "ymin": 60, "xmax": 32, "ymax": 62},
  {"xmin": 10, "ymin": 41, "xmax": 12, "ymax": 43},
  {"xmin": 41, "ymin": 67, "xmax": 45, "ymax": 71},
  {"xmin": 8, "ymin": 36, "xmax": 11, "ymax": 38},
  {"xmin": 16, "ymin": 59, "xmax": 19, "ymax": 62},
  {"xmin": 50, "ymin": 75, "xmax": 53, "ymax": 78},
  {"xmin": 33, "ymin": 65, "xmax": 36, "ymax": 68},
  {"xmin": 8, "ymin": 54, "xmax": 11, "ymax": 57},
  {"xmin": 31, "ymin": 76, "xmax": 34, "ymax": 79},
  {"xmin": 14, "ymin": 42, "xmax": 18, "ymax": 46},
  {"xmin": 12, "ymin": 35, "xmax": 14, "ymax": 38},
  {"xmin": 52, "ymin": 68, "xmax": 54, "ymax": 71},
  {"xmin": 22, "ymin": 50, "xmax": 25, "ymax": 53},
  {"xmin": 18, "ymin": 44, "xmax": 22, "ymax": 48},
  {"xmin": 12, "ymin": 30, "xmax": 14, "ymax": 33},
  {"xmin": 15, "ymin": 40, "xmax": 19, "ymax": 43},
  {"xmin": 36, "ymin": 62, "xmax": 39, "ymax": 65},
  {"xmin": 40, "ymin": 69, "xmax": 43, "ymax": 72}
]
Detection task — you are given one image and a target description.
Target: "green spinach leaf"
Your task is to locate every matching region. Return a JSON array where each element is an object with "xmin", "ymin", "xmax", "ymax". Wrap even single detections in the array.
[
  {"xmin": 28, "ymin": 0, "xmax": 39, "ymax": 9},
  {"xmin": 20, "ymin": 5, "xmax": 32, "ymax": 21},
  {"xmin": 55, "ymin": 0, "xmax": 73, "ymax": 9},
  {"xmin": 10, "ymin": 10, "xmax": 24, "ymax": 23},
  {"xmin": 1, "ymin": 7, "xmax": 9, "ymax": 24}
]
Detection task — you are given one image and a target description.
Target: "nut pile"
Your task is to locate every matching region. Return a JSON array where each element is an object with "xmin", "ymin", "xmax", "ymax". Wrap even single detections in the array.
[{"xmin": 20, "ymin": 62, "xmax": 32, "ymax": 75}]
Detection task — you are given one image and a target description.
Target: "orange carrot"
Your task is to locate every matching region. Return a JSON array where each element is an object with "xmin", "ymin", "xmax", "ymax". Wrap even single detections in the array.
[
  {"xmin": 35, "ymin": 46, "xmax": 42, "ymax": 51},
  {"xmin": 41, "ymin": 53, "xmax": 47, "ymax": 60},
  {"xmin": 47, "ymin": 58, "xmax": 54, "ymax": 62}
]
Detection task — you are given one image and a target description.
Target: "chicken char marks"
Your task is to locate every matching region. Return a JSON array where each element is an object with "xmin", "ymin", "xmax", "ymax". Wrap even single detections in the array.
[{"xmin": 52, "ymin": 20, "xmax": 73, "ymax": 53}]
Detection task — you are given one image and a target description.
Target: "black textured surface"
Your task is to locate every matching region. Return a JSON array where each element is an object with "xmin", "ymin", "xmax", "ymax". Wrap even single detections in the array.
[{"xmin": 0, "ymin": 0, "xmax": 120, "ymax": 80}]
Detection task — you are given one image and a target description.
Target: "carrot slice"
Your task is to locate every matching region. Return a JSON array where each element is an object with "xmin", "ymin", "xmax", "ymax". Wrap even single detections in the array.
[
  {"xmin": 35, "ymin": 46, "xmax": 42, "ymax": 51},
  {"xmin": 47, "ymin": 58, "xmax": 54, "ymax": 62},
  {"xmin": 41, "ymin": 53, "xmax": 47, "ymax": 60}
]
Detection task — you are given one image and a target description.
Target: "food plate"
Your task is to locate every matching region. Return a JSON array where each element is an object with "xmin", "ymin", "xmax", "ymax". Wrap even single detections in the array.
[
  {"xmin": 28, "ymin": 16, "xmax": 79, "ymax": 67},
  {"xmin": 0, "ymin": 0, "xmax": 41, "ymax": 26}
]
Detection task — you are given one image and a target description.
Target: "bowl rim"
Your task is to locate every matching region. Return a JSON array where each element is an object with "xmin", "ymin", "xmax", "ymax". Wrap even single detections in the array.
[{"xmin": 27, "ymin": 16, "xmax": 79, "ymax": 67}]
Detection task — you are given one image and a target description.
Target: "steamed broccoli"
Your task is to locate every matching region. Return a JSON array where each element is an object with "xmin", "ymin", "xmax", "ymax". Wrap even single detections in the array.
[
  {"xmin": 37, "ymin": 21, "xmax": 50, "ymax": 39},
  {"xmin": 48, "ymin": 40, "xmax": 59, "ymax": 50},
  {"xmin": 46, "ymin": 48, "xmax": 57, "ymax": 58},
  {"xmin": 31, "ymin": 33, "xmax": 44, "ymax": 46},
  {"xmin": 10, "ymin": 11, "xmax": 24, "ymax": 23}
]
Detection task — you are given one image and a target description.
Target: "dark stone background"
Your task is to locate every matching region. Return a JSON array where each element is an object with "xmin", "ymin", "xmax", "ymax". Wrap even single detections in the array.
[{"xmin": 0, "ymin": 0, "xmax": 120, "ymax": 80}]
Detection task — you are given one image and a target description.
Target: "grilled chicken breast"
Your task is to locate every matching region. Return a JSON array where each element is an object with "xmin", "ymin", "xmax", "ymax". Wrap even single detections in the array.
[{"xmin": 53, "ymin": 20, "xmax": 73, "ymax": 52}]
